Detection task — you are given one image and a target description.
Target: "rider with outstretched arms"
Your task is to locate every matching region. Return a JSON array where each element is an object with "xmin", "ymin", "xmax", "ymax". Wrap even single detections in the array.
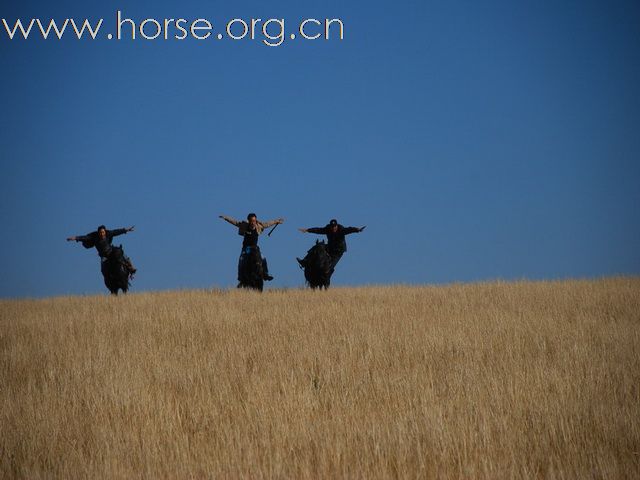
[
  {"xmin": 219, "ymin": 213, "xmax": 284, "ymax": 285},
  {"xmin": 67, "ymin": 225, "xmax": 137, "ymax": 276},
  {"xmin": 297, "ymin": 219, "xmax": 365, "ymax": 272}
]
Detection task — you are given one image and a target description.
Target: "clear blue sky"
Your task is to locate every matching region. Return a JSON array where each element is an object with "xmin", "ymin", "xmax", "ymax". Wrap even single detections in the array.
[{"xmin": 1, "ymin": 0, "xmax": 639, "ymax": 297}]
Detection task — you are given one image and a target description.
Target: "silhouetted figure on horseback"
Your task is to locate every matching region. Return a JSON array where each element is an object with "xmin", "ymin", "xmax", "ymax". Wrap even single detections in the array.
[
  {"xmin": 300, "ymin": 240, "xmax": 333, "ymax": 289},
  {"xmin": 219, "ymin": 213, "xmax": 284, "ymax": 291},
  {"xmin": 297, "ymin": 219, "xmax": 365, "ymax": 287},
  {"xmin": 67, "ymin": 225, "xmax": 137, "ymax": 295}
]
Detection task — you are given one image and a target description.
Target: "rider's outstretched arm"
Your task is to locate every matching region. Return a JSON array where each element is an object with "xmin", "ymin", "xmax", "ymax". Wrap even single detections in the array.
[
  {"xmin": 343, "ymin": 226, "xmax": 366, "ymax": 235},
  {"xmin": 261, "ymin": 218, "xmax": 285, "ymax": 229},
  {"xmin": 304, "ymin": 227, "xmax": 327, "ymax": 235},
  {"xmin": 67, "ymin": 234, "xmax": 88, "ymax": 242},
  {"xmin": 67, "ymin": 232, "xmax": 96, "ymax": 248},
  {"xmin": 110, "ymin": 227, "xmax": 133, "ymax": 238},
  {"xmin": 219, "ymin": 215, "xmax": 240, "ymax": 227}
]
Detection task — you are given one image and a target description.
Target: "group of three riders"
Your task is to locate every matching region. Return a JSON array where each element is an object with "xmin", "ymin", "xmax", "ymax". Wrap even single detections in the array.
[{"xmin": 67, "ymin": 214, "xmax": 366, "ymax": 285}]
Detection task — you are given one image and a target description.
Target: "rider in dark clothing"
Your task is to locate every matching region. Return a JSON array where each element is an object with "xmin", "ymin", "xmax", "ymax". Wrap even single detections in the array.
[
  {"xmin": 219, "ymin": 213, "xmax": 284, "ymax": 284},
  {"xmin": 298, "ymin": 219, "xmax": 366, "ymax": 271},
  {"xmin": 67, "ymin": 225, "xmax": 137, "ymax": 275}
]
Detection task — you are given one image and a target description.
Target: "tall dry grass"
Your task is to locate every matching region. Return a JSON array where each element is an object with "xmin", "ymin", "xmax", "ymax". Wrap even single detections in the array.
[{"xmin": 1, "ymin": 278, "xmax": 639, "ymax": 479}]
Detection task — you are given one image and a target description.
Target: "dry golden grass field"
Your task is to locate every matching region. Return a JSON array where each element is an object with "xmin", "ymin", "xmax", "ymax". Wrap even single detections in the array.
[{"xmin": 1, "ymin": 278, "xmax": 639, "ymax": 479}]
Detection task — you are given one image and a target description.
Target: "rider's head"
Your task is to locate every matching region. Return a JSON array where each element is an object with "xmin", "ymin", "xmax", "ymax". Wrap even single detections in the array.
[
  {"xmin": 329, "ymin": 219, "xmax": 338, "ymax": 232},
  {"xmin": 247, "ymin": 213, "xmax": 257, "ymax": 228},
  {"xmin": 97, "ymin": 225, "xmax": 107, "ymax": 239}
]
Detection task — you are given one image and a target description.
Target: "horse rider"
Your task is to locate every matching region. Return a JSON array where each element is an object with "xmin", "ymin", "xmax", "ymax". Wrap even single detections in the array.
[
  {"xmin": 219, "ymin": 213, "xmax": 284, "ymax": 284},
  {"xmin": 67, "ymin": 225, "xmax": 137, "ymax": 276},
  {"xmin": 297, "ymin": 219, "xmax": 366, "ymax": 272}
]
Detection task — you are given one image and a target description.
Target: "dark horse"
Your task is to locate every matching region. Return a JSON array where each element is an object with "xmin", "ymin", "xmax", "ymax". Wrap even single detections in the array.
[
  {"xmin": 102, "ymin": 245, "xmax": 131, "ymax": 295},
  {"xmin": 301, "ymin": 240, "xmax": 333, "ymax": 289},
  {"xmin": 238, "ymin": 246, "xmax": 265, "ymax": 292}
]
